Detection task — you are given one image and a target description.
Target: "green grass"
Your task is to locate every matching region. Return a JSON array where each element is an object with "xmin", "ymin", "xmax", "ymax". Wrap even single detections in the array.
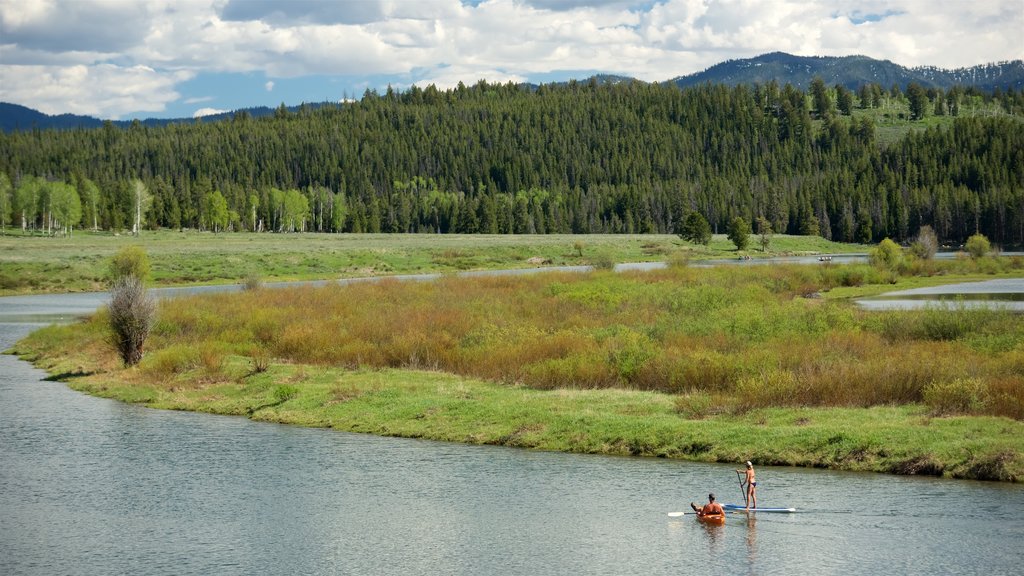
[
  {"xmin": 24, "ymin": 357, "xmax": 1024, "ymax": 482},
  {"xmin": 0, "ymin": 229, "xmax": 864, "ymax": 295}
]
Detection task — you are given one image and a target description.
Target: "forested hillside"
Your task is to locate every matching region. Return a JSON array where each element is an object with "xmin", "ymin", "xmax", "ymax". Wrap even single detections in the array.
[
  {"xmin": 1, "ymin": 79, "xmax": 1022, "ymax": 245},
  {"xmin": 671, "ymin": 52, "xmax": 1024, "ymax": 91}
]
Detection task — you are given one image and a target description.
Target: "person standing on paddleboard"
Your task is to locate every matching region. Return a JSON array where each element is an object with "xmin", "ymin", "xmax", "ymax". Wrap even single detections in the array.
[{"xmin": 737, "ymin": 461, "xmax": 757, "ymax": 509}]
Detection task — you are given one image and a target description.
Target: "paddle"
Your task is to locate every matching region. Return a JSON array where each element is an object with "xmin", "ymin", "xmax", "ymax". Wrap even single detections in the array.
[
  {"xmin": 736, "ymin": 469, "xmax": 746, "ymax": 507},
  {"xmin": 667, "ymin": 512, "xmax": 686, "ymax": 517}
]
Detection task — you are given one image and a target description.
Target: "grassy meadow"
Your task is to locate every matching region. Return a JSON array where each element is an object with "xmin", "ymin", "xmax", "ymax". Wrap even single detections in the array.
[
  {"xmin": 0, "ymin": 230, "xmax": 860, "ymax": 295},
  {"xmin": 12, "ymin": 253, "xmax": 1024, "ymax": 482}
]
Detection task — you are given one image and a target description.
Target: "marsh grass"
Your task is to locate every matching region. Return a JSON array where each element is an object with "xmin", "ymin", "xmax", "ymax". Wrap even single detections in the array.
[{"xmin": 28, "ymin": 261, "xmax": 1019, "ymax": 419}]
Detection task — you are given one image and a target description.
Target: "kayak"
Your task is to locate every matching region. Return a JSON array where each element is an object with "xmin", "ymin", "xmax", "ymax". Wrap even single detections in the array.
[
  {"xmin": 722, "ymin": 503, "xmax": 796, "ymax": 513},
  {"xmin": 696, "ymin": 512, "xmax": 726, "ymax": 525}
]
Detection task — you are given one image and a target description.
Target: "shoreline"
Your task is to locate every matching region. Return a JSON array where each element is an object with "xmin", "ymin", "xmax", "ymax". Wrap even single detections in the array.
[{"xmin": 13, "ymin": 347, "xmax": 1023, "ymax": 483}]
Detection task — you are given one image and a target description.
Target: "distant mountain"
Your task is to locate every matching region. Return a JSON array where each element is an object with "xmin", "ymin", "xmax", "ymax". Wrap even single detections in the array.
[
  {"xmin": 4, "ymin": 53, "xmax": 1023, "ymax": 133},
  {"xmin": 0, "ymin": 101, "xmax": 335, "ymax": 133},
  {"xmin": 0, "ymin": 102, "xmax": 106, "ymax": 132},
  {"xmin": 669, "ymin": 52, "xmax": 1024, "ymax": 91}
]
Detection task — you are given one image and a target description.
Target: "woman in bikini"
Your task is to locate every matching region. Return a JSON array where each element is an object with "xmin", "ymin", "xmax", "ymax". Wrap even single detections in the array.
[{"xmin": 737, "ymin": 461, "xmax": 756, "ymax": 509}]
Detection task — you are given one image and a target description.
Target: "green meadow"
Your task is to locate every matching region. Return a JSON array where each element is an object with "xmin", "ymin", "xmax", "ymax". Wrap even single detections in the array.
[
  {"xmin": 0, "ymin": 230, "xmax": 860, "ymax": 295},
  {"xmin": 11, "ymin": 249, "xmax": 1024, "ymax": 482}
]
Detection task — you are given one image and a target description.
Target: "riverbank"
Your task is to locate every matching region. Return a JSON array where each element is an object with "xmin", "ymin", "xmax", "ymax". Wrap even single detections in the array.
[
  {"xmin": 10, "ymin": 348, "xmax": 1023, "ymax": 482},
  {"xmin": 10, "ymin": 260, "xmax": 1024, "ymax": 482}
]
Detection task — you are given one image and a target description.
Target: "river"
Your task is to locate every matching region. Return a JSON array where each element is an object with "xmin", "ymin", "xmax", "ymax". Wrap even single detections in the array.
[{"xmin": 2, "ymin": 277, "xmax": 1023, "ymax": 575}]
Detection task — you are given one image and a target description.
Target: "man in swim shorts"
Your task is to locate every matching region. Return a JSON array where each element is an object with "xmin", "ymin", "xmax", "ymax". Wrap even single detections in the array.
[{"xmin": 690, "ymin": 493, "xmax": 724, "ymax": 516}]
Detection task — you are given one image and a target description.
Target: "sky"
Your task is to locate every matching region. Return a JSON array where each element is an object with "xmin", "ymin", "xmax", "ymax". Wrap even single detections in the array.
[{"xmin": 1, "ymin": 0, "xmax": 1022, "ymax": 120}]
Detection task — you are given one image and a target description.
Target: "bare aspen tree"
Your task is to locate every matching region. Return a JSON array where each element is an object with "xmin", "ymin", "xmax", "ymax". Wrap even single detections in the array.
[
  {"xmin": 108, "ymin": 275, "xmax": 155, "ymax": 366},
  {"xmin": 131, "ymin": 179, "xmax": 152, "ymax": 236}
]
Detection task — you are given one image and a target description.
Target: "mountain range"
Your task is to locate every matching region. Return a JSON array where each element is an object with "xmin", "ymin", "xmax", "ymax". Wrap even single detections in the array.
[{"xmin": 2, "ymin": 52, "xmax": 1022, "ymax": 133}]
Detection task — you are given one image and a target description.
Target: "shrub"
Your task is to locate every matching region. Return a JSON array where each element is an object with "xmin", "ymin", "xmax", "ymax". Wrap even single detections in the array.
[
  {"xmin": 727, "ymin": 216, "xmax": 751, "ymax": 251},
  {"xmin": 673, "ymin": 391, "xmax": 726, "ymax": 419},
  {"xmin": 677, "ymin": 212, "xmax": 712, "ymax": 246},
  {"xmin": 140, "ymin": 344, "xmax": 198, "ymax": 379},
  {"xmin": 869, "ymin": 238, "xmax": 903, "ymax": 270},
  {"xmin": 589, "ymin": 252, "xmax": 615, "ymax": 270},
  {"xmin": 909, "ymin": 225, "xmax": 938, "ymax": 260},
  {"xmin": 923, "ymin": 377, "xmax": 990, "ymax": 415},
  {"xmin": 250, "ymin": 346, "xmax": 271, "ymax": 374},
  {"xmin": 755, "ymin": 216, "xmax": 773, "ymax": 252},
  {"xmin": 735, "ymin": 369, "xmax": 804, "ymax": 408},
  {"xmin": 965, "ymin": 233, "xmax": 991, "ymax": 258},
  {"xmin": 273, "ymin": 384, "xmax": 300, "ymax": 403},
  {"xmin": 242, "ymin": 272, "xmax": 263, "ymax": 291},
  {"xmin": 197, "ymin": 341, "xmax": 226, "ymax": 375},
  {"xmin": 108, "ymin": 246, "xmax": 150, "ymax": 284},
  {"xmin": 108, "ymin": 275, "xmax": 156, "ymax": 366}
]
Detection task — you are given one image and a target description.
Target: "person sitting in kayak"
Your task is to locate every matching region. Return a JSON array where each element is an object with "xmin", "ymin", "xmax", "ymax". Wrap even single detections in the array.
[
  {"xmin": 737, "ymin": 460, "xmax": 757, "ymax": 509},
  {"xmin": 690, "ymin": 493, "xmax": 724, "ymax": 517}
]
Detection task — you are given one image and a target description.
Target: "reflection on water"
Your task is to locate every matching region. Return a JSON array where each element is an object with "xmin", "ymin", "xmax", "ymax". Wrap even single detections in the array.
[{"xmin": 745, "ymin": 515, "xmax": 758, "ymax": 565}]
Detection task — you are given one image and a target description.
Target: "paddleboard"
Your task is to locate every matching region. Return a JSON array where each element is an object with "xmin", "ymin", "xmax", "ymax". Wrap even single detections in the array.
[{"xmin": 723, "ymin": 503, "xmax": 796, "ymax": 513}]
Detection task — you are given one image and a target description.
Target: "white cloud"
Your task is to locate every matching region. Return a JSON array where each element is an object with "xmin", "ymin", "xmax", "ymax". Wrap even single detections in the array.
[
  {"xmin": 193, "ymin": 107, "xmax": 229, "ymax": 117},
  {"xmin": 0, "ymin": 62, "xmax": 192, "ymax": 118},
  {"xmin": 0, "ymin": 0, "xmax": 1021, "ymax": 118}
]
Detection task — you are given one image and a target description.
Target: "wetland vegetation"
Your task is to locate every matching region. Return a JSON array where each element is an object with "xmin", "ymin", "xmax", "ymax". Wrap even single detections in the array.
[
  {"xmin": 0, "ymin": 231, "xmax": 859, "ymax": 295},
  {"xmin": 12, "ymin": 246, "xmax": 1024, "ymax": 482}
]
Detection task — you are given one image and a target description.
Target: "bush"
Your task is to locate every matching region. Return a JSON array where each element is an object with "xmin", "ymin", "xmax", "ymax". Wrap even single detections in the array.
[
  {"xmin": 965, "ymin": 233, "xmax": 991, "ymax": 258},
  {"xmin": 273, "ymin": 384, "xmax": 300, "ymax": 403},
  {"xmin": 108, "ymin": 246, "xmax": 150, "ymax": 284},
  {"xmin": 735, "ymin": 369, "xmax": 803, "ymax": 408},
  {"xmin": 727, "ymin": 216, "xmax": 751, "ymax": 251},
  {"xmin": 924, "ymin": 377, "xmax": 990, "ymax": 415},
  {"xmin": 250, "ymin": 346, "xmax": 271, "ymax": 373},
  {"xmin": 677, "ymin": 212, "xmax": 712, "ymax": 246},
  {"xmin": 589, "ymin": 253, "xmax": 615, "ymax": 270},
  {"xmin": 869, "ymin": 238, "xmax": 903, "ymax": 270},
  {"xmin": 242, "ymin": 272, "xmax": 263, "ymax": 291},
  {"xmin": 909, "ymin": 225, "xmax": 938, "ymax": 260},
  {"xmin": 108, "ymin": 275, "xmax": 156, "ymax": 366},
  {"xmin": 140, "ymin": 344, "xmax": 198, "ymax": 379},
  {"xmin": 673, "ymin": 391, "xmax": 725, "ymax": 419}
]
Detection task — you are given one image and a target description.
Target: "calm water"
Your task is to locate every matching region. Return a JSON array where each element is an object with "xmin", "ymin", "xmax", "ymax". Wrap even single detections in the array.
[
  {"xmin": 857, "ymin": 278, "xmax": 1024, "ymax": 312},
  {"xmin": 2, "ymin": 281, "xmax": 1024, "ymax": 575}
]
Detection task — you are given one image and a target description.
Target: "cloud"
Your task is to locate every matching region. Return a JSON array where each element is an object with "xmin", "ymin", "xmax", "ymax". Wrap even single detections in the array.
[
  {"xmin": 219, "ymin": 0, "xmax": 388, "ymax": 26},
  {"xmin": 193, "ymin": 107, "xmax": 229, "ymax": 117},
  {"xmin": 0, "ymin": 0, "xmax": 1021, "ymax": 118},
  {"xmin": 0, "ymin": 63, "xmax": 192, "ymax": 119},
  {"xmin": 520, "ymin": 0, "xmax": 652, "ymax": 11},
  {"xmin": 0, "ymin": 0, "xmax": 152, "ymax": 56}
]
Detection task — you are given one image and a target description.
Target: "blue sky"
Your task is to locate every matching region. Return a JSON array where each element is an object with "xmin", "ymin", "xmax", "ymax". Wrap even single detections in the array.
[{"xmin": 1, "ymin": 0, "xmax": 1021, "ymax": 120}]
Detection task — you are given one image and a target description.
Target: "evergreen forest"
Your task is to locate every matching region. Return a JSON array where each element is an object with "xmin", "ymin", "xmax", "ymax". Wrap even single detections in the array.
[{"xmin": 1, "ymin": 79, "xmax": 1023, "ymax": 246}]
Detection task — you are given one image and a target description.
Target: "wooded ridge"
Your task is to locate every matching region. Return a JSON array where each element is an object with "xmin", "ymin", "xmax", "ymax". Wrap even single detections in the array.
[{"xmin": 1, "ymin": 79, "xmax": 1022, "ymax": 245}]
